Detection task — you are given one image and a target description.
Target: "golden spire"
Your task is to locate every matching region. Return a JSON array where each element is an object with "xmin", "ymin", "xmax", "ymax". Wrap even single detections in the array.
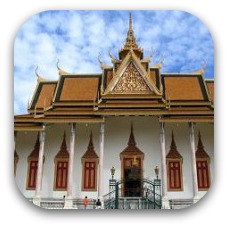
[{"xmin": 119, "ymin": 12, "xmax": 143, "ymax": 60}]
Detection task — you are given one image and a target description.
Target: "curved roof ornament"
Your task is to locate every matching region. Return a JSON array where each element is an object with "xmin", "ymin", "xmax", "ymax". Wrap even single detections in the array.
[
  {"xmin": 56, "ymin": 59, "xmax": 71, "ymax": 76},
  {"xmin": 202, "ymin": 59, "xmax": 207, "ymax": 71},
  {"xmin": 56, "ymin": 59, "xmax": 61, "ymax": 70},
  {"xmin": 97, "ymin": 53, "xmax": 112, "ymax": 69},
  {"xmin": 200, "ymin": 59, "xmax": 207, "ymax": 75},
  {"xmin": 98, "ymin": 52, "xmax": 103, "ymax": 66},
  {"xmin": 142, "ymin": 47, "xmax": 154, "ymax": 63},
  {"xmin": 153, "ymin": 54, "xmax": 166, "ymax": 68},
  {"xmin": 109, "ymin": 49, "xmax": 121, "ymax": 63},
  {"xmin": 194, "ymin": 58, "xmax": 207, "ymax": 76},
  {"xmin": 35, "ymin": 66, "xmax": 46, "ymax": 82}
]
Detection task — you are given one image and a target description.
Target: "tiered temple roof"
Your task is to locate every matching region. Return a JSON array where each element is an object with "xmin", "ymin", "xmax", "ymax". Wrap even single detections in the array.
[{"xmin": 14, "ymin": 13, "xmax": 214, "ymax": 131}]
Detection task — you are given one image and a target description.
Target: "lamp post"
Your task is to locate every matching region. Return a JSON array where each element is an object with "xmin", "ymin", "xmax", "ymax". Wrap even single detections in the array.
[
  {"xmin": 111, "ymin": 166, "xmax": 115, "ymax": 180},
  {"xmin": 154, "ymin": 166, "xmax": 159, "ymax": 180}
]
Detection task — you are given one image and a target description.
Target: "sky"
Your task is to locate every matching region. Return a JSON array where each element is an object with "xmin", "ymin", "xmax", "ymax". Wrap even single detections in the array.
[{"xmin": 14, "ymin": 10, "xmax": 214, "ymax": 115}]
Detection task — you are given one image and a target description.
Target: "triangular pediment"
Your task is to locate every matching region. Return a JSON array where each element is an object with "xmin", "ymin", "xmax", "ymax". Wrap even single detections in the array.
[
  {"xmin": 104, "ymin": 51, "xmax": 161, "ymax": 96},
  {"xmin": 112, "ymin": 61, "xmax": 151, "ymax": 94}
]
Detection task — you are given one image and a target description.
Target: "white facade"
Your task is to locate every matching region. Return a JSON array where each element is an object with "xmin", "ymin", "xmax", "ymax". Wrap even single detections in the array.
[{"xmin": 15, "ymin": 116, "xmax": 214, "ymax": 206}]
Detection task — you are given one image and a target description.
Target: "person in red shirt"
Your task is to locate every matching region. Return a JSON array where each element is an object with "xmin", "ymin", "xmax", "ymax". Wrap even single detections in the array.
[{"xmin": 83, "ymin": 196, "xmax": 89, "ymax": 209}]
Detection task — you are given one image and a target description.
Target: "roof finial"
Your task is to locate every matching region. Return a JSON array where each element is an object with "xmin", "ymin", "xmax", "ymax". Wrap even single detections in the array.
[
  {"xmin": 119, "ymin": 11, "xmax": 143, "ymax": 59},
  {"xmin": 129, "ymin": 11, "xmax": 133, "ymax": 31}
]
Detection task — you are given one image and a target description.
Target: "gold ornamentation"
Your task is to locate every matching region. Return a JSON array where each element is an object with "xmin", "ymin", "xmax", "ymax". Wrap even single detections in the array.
[{"xmin": 112, "ymin": 62, "xmax": 151, "ymax": 93}]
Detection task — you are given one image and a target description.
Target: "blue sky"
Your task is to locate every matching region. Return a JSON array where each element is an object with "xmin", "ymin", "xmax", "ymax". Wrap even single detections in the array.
[{"xmin": 14, "ymin": 10, "xmax": 214, "ymax": 115}]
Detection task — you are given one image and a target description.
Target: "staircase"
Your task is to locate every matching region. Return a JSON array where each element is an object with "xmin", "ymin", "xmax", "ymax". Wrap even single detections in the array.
[
  {"xmin": 169, "ymin": 199, "xmax": 193, "ymax": 209},
  {"xmin": 104, "ymin": 178, "xmax": 162, "ymax": 209}
]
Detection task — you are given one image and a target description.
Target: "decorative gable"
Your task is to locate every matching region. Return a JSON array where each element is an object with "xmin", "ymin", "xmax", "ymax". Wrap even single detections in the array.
[
  {"xmin": 55, "ymin": 132, "xmax": 69, "ymax": 160},
  {"xmin": 112, "ymin": 61, "xmax": 151, "ymax": 94}
]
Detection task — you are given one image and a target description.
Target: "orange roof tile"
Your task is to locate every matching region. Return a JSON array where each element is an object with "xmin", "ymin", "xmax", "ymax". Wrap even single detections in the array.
[
  {"xmin": 60, "ymin": 77, "xmax": 99, "ymax": 101},
  {"xmin": 206, "ymin": 81, "xmax": 214, "ymax": 103},
  {"xmin": 163, "ymin": 76, "xmax": 205, "ymax": 101},
  {"xmin": 149, "ymin": 69, "xmax": 157, "ymax": 87},
  {"xmin": 36, "ymin": 84, "xmax": 56, "ymax": 109},
  {"xmin": 106, "ymin": 71, "xmax": 113, "ymax": 86}
]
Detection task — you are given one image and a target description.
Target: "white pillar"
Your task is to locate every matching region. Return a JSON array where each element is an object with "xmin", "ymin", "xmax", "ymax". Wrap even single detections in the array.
[
  {"xmin": 98, "ymin": 122, "xmax": 105, "ymax": 199},
  {"xmin": 159, "ymin": 122, "xmax": 170, "ymax": 209},
  {"xmin": 14, "ymin": 131, "xmax": 17, "ymax": 151},
  {"xmin": 14, "ymin": 131, "xmax": 18, "ymax": 177},
  {"xmin": 189, "ymin": 122, "xmax": 199, "ymax": 203},
  {"xmin": 65, "ymin": 123, "xmax": 76, "ymax": 209},
  {"xmin": 33, "ymin": 126, "xmax": 46, "ymax": 206}
]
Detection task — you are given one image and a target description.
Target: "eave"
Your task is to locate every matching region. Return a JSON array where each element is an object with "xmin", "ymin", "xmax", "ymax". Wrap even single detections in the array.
[
  {"xmin": 32, "ymin": 116, "xmax": 104, "ymax": 123},
  {"xmin": 94, "ymin": 109, "xmax": 214, "ymax": 116},
  {"xmin": 159, "ymin": 116, "xmax": 214, "ymax": 123},
  {"xmin": 98, "ymin": 103, "xmax": 166, "ymax": 109},
  {"xmin": 52, "ymin": 101, "xmax": 97, "ymax": 107},
  {"xmin": 101, "ymin": 94, "xmax": 163, "ymax": 100}
]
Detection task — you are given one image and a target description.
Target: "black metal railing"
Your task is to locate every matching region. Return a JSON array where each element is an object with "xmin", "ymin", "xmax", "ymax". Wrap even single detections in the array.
[{"xmin": 103, "ymin": 178, "xmax": 161, "ymax": 209}]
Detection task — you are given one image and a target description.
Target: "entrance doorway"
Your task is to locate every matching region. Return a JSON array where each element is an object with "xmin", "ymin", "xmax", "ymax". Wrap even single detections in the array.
[
  {"xmin": 123, "ymin": 157, "xmax": 142, "ymax": 197},
  {"xmin": 119, "ymin": 124, "xmax": 144, "ymax": 197}
]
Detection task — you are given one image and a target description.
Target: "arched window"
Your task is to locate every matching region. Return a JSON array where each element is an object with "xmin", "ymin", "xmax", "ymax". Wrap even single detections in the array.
[
  {"xmin": 196, "ymin": 132, "xmax": 210, "ymax": 190},
  {"xmin": 81, "ymin": 132, "xmax": 99, "ymax": 191},
  {"xmin": 166, "ymin": 131, "xmax": 183, "ymax": 191},
  {"xmin": 27, "ymin": 134, "xmax": 40, "ymax": 190},
  {"xmin": 54, "ymin": 132, "xmax": 69, "ymax": 190}
]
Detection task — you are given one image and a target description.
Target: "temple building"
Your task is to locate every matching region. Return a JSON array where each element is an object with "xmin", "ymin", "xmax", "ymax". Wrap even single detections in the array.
[{"xmin": 14, "ymin": 13, "xmax": 214, "ymax": 209}]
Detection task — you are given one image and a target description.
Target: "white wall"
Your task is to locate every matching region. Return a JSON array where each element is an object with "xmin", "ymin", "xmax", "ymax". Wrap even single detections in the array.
[{"xmin": 15, "ymin": 117, "xmax": 214, "ymax": 202}]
